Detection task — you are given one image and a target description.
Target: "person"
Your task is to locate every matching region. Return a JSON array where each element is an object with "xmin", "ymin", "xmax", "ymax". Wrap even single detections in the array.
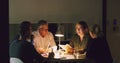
[
  {"xmin": 69, "ymin": 21, "xmax": 92, "ymax": 54},
  {"xmin": 87, "ymin": 24, "xmax": 113, "ymax": 63},
  {"xmin": 32, "ymin": 20, "xmax": 56, "ymax": 54},
  {"xmin": 9, "ymin": 21, "xmax": 43, "ymax": 63}
]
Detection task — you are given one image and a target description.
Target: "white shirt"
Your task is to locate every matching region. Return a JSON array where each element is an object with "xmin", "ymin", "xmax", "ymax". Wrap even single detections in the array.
[{"xmin": 33, "ymin": 31, "xmax": 56, "ymax": 50}]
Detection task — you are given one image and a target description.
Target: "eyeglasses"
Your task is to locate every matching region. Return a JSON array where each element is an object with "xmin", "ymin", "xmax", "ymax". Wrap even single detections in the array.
[{"xmin": 39, "ymin": 28, "xmax": 48, "ymax": 31}]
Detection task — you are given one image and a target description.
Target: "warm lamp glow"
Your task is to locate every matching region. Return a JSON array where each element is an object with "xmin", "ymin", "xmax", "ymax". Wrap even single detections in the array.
[{"xmin": 55, "ymin": 34, "xmax": 64, "ymax": 37}]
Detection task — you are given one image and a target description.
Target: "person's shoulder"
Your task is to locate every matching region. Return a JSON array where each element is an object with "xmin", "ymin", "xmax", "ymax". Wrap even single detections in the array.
[
  {"xmin": 71, "ymin": 34, "xmax": 79, "ymax": 40},
  {"xmin": 97, "ymin": 36, "xmax": 105, "ymax": 40},
  {"xmin": 48, "ymin": 31, "xmax": 53, "ymax": 35},
  {"xmin": 19, "ymin": 40, "xmax": 33, "ymax": 48},
  {"xmin": 10, "ymin": 40, "xmax": 24, "ymax": 48},
  {"xmin": 17, "ymin": 40, "xmax": 26, "ymax": 45},
  {"xmin": 32, "ymin": 31, "xmax": 39, "ymax": 36},
  {"xmin": 73, "ymin": 34, "xmax": 79, "ymax": 37},
  {"xmin": 10, "ymin": 39, "xmax": 18, "ymax": 46},
  {"xmin": 32, "ymin": 31, "xmax": 38, "ymax": 34},
  {"xmin": 93, "ymin": 37, "xmax": 105, "ymax": 44}
]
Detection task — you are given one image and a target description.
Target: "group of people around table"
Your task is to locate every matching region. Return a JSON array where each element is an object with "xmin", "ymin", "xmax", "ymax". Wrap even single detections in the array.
[{"xmin": 9, "ymin": 20, "xmax": 113, "ymax": 63}]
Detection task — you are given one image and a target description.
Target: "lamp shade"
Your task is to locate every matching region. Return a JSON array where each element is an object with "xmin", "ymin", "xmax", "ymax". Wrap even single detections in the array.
[
  {"xmin": 55, "ymin": 33, "xmax": 64, "ymax": 37},
  {"xmin": 55, "ymin": 23, "xmax": 64, "ymax": 37}
]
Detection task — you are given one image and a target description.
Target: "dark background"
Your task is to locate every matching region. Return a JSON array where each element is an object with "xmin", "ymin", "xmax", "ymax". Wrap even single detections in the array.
[{"xmin": 0, "ymin": 0, "xmax": 9, "ymax": 63}]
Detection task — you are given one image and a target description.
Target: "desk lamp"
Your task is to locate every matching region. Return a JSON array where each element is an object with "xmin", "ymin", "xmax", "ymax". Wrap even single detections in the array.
[{"xmin": 55, "ymin": 23, "xmax": 64, "ymax": 51}]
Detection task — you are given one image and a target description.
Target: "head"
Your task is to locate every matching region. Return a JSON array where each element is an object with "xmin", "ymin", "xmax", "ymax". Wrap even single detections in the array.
[
  {"xmin": 37, "ymin": 20, "xmax": 48, "ymax": 37},
  {"xmin": 89, "ymin": 24, "xmax": 103, "ymax": 38},
  {"xmin": 75, "ymin": 21, "xmax": 88, "ymax": 36},
  {"xmin": 20, "ymin": 21, "xmax": 32, "ymax": 40}
]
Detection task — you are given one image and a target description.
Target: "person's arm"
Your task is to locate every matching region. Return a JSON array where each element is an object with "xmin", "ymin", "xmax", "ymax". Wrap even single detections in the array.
[
  {"xmin": 29, "ymin": 43, "xmax": 45, "ymax": 63},
  {"xmin": 69, "ymin": 35, "xmax": 75, "ymax": 48},
  {"xmin": 69, "ymin": 40, "xmax": 74, "ymax": 48},
  {"xmin": 68, "ymin": 35, "xmax": 77, "ymax": 54}
]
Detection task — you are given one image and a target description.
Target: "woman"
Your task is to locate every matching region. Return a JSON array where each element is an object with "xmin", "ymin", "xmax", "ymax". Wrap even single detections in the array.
[
  {"xmin": 69, "ymin": 21, "xmax": 92, "ymax": 54},
  {"xmin": 87, "ymin": 24, "xmax": 113, "ymax": 63},
  {"xmin": 9, "ymin": 21, "xmax": 43, "ymax": 63}
]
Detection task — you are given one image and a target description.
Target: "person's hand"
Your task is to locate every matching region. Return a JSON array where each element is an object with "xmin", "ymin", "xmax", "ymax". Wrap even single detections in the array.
[
  {"xmin": 38, "ymin": 48, "xmax": 49, "ymax": 58},
  {"xmin": 65, "ymin": 44, "xmax": 73, "ymax": 54},
  {"xmin": 37, "ymin": 48, "xmax": 46, "ymax": 54},
  {"xmin": 75, "ymin": 49, "xmax": 84, "ymax": 54},
  {"xmin": 41, "ymin": 53, "xmax": 49, "ymax": 58},
  {"xmin": 67, "ymin": 48, "xmax": 74, "ymax": 54},
  {"xmin": 65, "ymin": 46, "xmax": 74, "ymax": 54}
]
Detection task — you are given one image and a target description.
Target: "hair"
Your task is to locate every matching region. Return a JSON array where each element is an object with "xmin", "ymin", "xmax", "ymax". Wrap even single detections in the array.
[
  {"xmin": 20, "ymin": 21, "xmax": 31, "ymax": 40},
  {"xmin": 76, "ymin": 21, "xmax": 88, "ymax": 30},
  {"xmin": 37, "ymin": 20, "xmax": 48, "ymax": 27},
  {"xmin": 89, "ymin": 24, "xmax": 104, "ymax": 37}
]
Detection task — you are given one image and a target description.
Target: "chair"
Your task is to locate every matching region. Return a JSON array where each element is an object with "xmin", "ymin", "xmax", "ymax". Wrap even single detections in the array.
[{"xmin": 10, "ymin": 57, "xmax": 23, "ymax": 63}]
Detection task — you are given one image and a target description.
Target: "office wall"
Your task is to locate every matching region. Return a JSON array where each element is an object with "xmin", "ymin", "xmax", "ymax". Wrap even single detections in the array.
[
  {"xmin": 9, "ymin": 0, "xmax": 120, "ymax": 62},
  {"xmin": 9, "ymin": 0, "xmax": 102, "ymax": 24},
  {"xmin": 107, "ymin": 0, "xmax": 120, "ymax": 62},
  {"xmin": 9, "ymin": 0, "xmax": 102, "ymax": 43}
]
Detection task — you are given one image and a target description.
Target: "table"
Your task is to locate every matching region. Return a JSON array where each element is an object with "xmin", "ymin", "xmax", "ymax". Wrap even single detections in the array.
[
  {"xmin": 40, "ymin": 52, "xmax": 95, "ymax": 63},
  {"xmin": 43, "ymin": 58, "xmax": 95, "ymax": 63}
]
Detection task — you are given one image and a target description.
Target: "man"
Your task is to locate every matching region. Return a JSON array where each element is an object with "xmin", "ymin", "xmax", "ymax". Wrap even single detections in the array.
[{"xmin": 33, "ymin": 20, "xmax": 56, "ymax": 54}]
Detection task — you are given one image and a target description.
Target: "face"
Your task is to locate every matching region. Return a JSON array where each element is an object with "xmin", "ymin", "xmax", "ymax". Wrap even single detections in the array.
[
  {"xmin": 38, "ymin": 24, "xmax": 48, "ymax": 37},
  {"xmin": 76, "ymin": 24, "xmax": 86, "ymax": 36}
]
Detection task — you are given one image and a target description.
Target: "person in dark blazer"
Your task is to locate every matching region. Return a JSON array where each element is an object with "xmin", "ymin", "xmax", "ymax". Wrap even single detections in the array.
[
  {"xmin": 87, "ymin": 24, "xmax": 113, "ymax": 63},
  {"xmin": 9, "ymin": 21, "xmax": 43, "ymax": 63}
]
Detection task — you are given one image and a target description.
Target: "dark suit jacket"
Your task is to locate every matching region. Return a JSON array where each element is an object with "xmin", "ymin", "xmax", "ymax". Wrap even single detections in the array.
[
  {"xmin": 9, "ymin": 40, "xmax": 43, "ymax": 63},
  {"xmin": 87, "ymin": 37, "xmax": 113, "ymax": 63}
]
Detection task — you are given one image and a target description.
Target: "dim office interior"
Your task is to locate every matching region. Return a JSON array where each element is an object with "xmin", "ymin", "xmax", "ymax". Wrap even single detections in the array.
[{"xmin": 9, "ymin": 0, "xmax": 120, "ymax": 63}]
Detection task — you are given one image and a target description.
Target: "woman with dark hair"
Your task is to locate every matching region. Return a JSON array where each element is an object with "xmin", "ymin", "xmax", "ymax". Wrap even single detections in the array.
[
  {"xmin": 9, "ymin": 21, "xmax": 32, "ymax": 44},
  {"xmin": 69, "ymin": 21, "xmax": 92, "ymax": 55},
  {"xmin": 10, "ymin": 21, "xmax": 43, "ymax": 63},
  {"xmin": 87, "ymin": 24, "xmax": 113, "ymax": 63}
]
